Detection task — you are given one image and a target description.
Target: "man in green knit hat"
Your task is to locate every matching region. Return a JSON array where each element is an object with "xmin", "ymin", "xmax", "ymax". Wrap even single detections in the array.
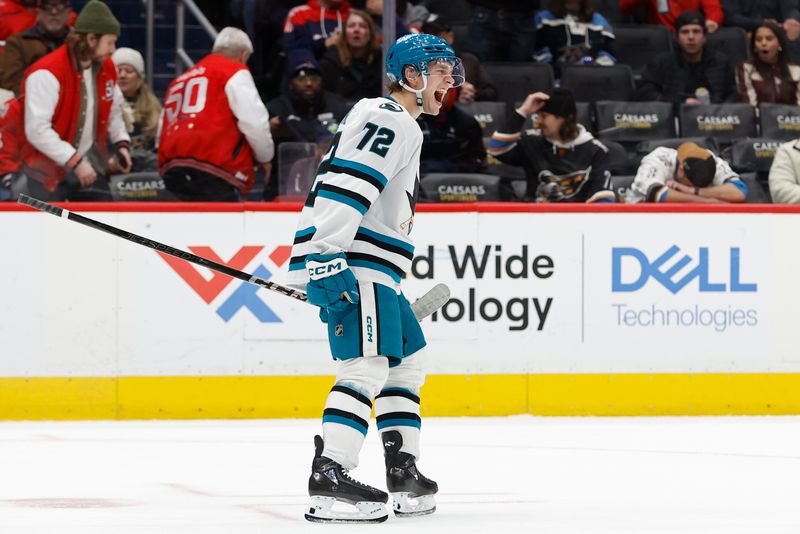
[{"xmin": 19, "ymin": 0, "xmax": 132, "ymax": 201}]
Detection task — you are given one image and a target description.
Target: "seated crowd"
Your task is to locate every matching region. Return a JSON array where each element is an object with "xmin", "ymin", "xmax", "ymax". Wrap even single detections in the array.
[{"xmin": 2, "ymin": 0, "xmax": 800, "ymax": 204}]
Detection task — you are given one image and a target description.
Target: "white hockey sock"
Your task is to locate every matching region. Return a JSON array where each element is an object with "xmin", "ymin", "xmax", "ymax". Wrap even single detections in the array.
[{"xmin": 321, "ymin": 356, "xmax": 389, "ymax": 469}]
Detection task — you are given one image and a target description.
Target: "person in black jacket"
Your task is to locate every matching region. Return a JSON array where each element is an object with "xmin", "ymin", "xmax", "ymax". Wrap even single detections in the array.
[
  {"xmin": 721, "ymin": 0, "xmax": 800, "ymax": 41},
  {"xmin": 634, "ymin": 11, "xmax": 738, "ymax": 104},
  {"xmin": 418, "ymin": 88, "xmax": 487, "ymax": 175},
  {"xmin": 463, "ymin": 0, "xmax": 540, "ymax": 61},
  {"xmin": 487, "ymin": 88, "xmax": 616, "ymax": 203},
  {"xmin": 265, "ymin": 58, "xmax": 349, "ymax": 199},
  {"xmin": 319, "ymin": 9, "xmax": 383, "ymax": 101}
]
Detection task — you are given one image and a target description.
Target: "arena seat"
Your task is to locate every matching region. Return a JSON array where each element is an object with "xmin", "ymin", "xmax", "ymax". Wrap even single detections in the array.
[
  {"xmin": 483, "ymin": 62, "xmax": 555, "ymax": 105},
  {"xmin": 706, "ymin": 27, "xmax": 750, "ymax": 67},
  {"xmin": 109, "ymin": 172, "xmax": 176, "ymax": 201},
  {"xmin": 759, "ymin": 103, "xmax": 800, "ymax": 141},
  {"xmin": 560, "ymin": 64, "xmax": 635, "ymax": 102},
  {"xmin": 601, "ymin": 139, "xmax": 633, "ymax": 175},
  {"xmin": 723, "ymin": 138, "xmax": 782, "ymax": 174},
  {"xmin": 679, "ymin": 103, "xmax": 757, "ymax": 145},
  {"xmin": 739, "ymin": 172, "xmax": 772, "ymax": 203},
  {"xmin": 609, "ymin": 174, "xmax": 636, "ymax": 201},
  {"xmin": 595, "ymin": 100, "xmax": 676, "ymax": 143},
  {"xmin": 612, "ymin": 24, "xmax": 673, "ymax": 77},
  {"xmin": 420, "ymin": 173, "xmax": 502, "ymax": 202},
  {"xmin": 457, "ymin": 101, "xmax": 508, "ymax": 136}
]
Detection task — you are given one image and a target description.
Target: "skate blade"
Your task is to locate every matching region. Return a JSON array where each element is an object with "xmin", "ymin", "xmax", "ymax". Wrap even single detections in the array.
[
  {"xmin": 305, "ymin": 495, "xmax": 388, "ymax": 523},
  {"xmin": 391, "ymin": 492, "xmax": 436, "ymax": 517}
]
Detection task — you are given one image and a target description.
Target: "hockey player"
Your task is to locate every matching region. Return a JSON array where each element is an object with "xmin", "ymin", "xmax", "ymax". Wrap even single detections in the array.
[{"xmin": 286, "ymin": 33, "xmax": 464, "ymax": 523}]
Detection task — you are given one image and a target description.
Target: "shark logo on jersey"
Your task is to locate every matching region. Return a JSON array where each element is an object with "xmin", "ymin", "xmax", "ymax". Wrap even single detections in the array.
[{"xmin": 380, "ymin": 102, "xmax": 403, "ymax": 113}]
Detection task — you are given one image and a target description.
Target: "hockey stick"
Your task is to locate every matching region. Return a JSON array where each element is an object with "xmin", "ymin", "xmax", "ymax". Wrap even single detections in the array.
[{"xmin": 17, "ymin": 195, "xmax": 449, "ymax": 320}]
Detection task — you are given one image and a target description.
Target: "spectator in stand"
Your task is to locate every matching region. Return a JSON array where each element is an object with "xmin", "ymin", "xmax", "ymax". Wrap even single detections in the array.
[
  {"xmin": 736, "ymin": 22, "xmax": 800, "ymax": 105},
  {"xmin": 421, "ymin": 14, "xmax": 498, "ymax": 103},
  {"xmin": 620, "ymin": 0, "xmax": 723, "ymax": 33},
  {"xmin": 20, "ymin": 0, "xmax": 130, "ymax": 202},
  {"xmin": 0, "ymin": 0, "xmax": 36, "ymax": 53},
  {"xmin": 283, "ymin": 0, "xmax": 351, "ymax": 67},
  {"xmin": 487, "ymin": 89, "xmax": 616, "ymax": 203},
  {"xmin": 462, "ymin": 0, "xmax": 540, "ymax": 62},
  {"xmin": 721, "ymin": 0, "xmax": 800, "ymax": 41},
  {"xmin": 112, "ymin": 47, "xmax": 161, "ymax": 172},
  {"xmin": 267, "ymin": 58, "xmax": 348, "ymax": 199},
  {"xmin": 0, "ymin": 0, "xmax": 72, "ymax": 95},
  {"xmin": 268, "ymin": 58, "xmax": 349, "ymax": 145},
  {"xmin": 533, "ymin": 0, "xmax": 617, "ymax": 79},
  {"xmin": 159, "ymin": 27, "xmax": 274, "ymax": 202},
  {"xmin": 320, "ymin": 9, "xmax": 382, "ymax": 100},
  {"xmin": 627, "ymin": 142, "xmax": 746, "ymax": 202},
  {"xmin": 635, "ymin": 11, "xmax": 738, "ymax": 104},
  {"xmin": 356, "ymin": 0, "xmax": 410, "ymax": 41},
  {"xmin": 0, "ymin": 97, "xmax": 22, "ymax": 200},
  {"xmin": 418, "ymin": 88, "xmax": 487, "ymax": 175},
  {"xmin": 768, "ymin": 137, "xmax": 800, "ymax": 202}
]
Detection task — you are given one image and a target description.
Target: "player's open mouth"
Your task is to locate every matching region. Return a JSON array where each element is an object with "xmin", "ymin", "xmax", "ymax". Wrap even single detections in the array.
[{"xmin": 434, "ymin": 89, "xmax": 446, "ymax": 104}]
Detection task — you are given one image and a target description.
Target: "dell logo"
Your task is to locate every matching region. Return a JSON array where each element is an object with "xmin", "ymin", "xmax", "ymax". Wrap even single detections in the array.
[{"xmin": 612, "ymin": 246, "xmax": 757, "ymax": 294}]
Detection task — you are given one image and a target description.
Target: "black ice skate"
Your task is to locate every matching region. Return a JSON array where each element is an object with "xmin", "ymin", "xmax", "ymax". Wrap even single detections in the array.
[
  {"xmin": 382, "ymin": 430, "xmax": 438, "ymax": 517},
  {"xmin": 304, "ymin": 435, "xmax": 389, "ymax": 523}
]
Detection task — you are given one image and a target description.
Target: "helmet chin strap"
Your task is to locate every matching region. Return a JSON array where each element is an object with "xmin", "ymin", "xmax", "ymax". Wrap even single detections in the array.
[{"xmin": 400, "ymin": 75, "xmax": 432, "ymax": 115}]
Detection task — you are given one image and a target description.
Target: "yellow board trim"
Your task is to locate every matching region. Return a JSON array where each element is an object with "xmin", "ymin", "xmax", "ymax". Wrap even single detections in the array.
[{"xmin": 2, "ymin": 374, "xmax": 800, "ymax": 420}]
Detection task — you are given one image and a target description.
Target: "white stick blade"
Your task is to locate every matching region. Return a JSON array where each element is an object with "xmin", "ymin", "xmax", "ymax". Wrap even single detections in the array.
[{"xmin": 410, "ymin": 283, "xmax": 451, "ymax": 321}]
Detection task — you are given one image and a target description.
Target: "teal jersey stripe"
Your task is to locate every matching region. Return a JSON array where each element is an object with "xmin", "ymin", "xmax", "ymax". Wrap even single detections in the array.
[
  {"xmin": 349, "ymin": 258, "xmax": 402, "ymax": 283},
  {"xmin": 294, "ymin": 226, "xmax": 317, "ymax": 239},
  {"xmin": 317, "ymin": 189, "xmax": 369, "ymax": 215},
  {"xmin": 357, "ymin": 226, "xmax": 415, "ymax": 255},
  {"xmin": 323, "ymin": 414, "xmax": 369, "ymax": 436},
  {"xmin": 331, "ymin": 157, "xmax": 388, "ymax": 187},
  {"xmin": 376, "ymin": 418, "xmax": 422, "ymax": 430}
]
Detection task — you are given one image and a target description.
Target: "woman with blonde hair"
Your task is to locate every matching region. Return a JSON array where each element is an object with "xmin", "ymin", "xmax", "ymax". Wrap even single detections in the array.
[
  {"xmin": 112, "ymin": 47, "xmax": 161, "ymax": 152},
  {"xmin": 320, "ymin": 9, "xmax": 383, "ymax": 100}
]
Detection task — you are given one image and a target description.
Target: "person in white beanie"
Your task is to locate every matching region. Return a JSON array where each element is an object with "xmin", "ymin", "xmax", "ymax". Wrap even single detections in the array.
[{"xmin": 112, "ymin": 47, "xmax": 161, "ymax": 153}]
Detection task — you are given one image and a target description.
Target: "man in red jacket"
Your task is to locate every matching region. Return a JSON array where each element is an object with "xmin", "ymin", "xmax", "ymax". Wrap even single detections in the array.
[
  {"xmin": 20, "ymin": 0, "xmax": 131, "ymax": 201},
  {"xmin": 158, "ymin": 27, "xmax": 274, "ymax": 201},
  {"xmin": 620, "ymin": 0, "xmax": 724, "ymax": 33},
  {"xmin": 0, "ymin": 97, "xmax": 22, "ymax": 200},
  {"xmin": 0, "ymin": 0, "xmax": 36, "ymax": 52}
]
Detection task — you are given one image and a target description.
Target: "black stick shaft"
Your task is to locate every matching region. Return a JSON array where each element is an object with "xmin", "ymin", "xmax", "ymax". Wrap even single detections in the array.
[{"xmin": 17, "ymin": 194, "xmax": 308, "ymax": 302}]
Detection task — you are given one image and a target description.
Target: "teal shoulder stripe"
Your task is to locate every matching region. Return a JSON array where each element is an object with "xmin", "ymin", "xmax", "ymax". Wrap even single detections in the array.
[
  {"xmin": 331, "ymin": 157, "xmax": 388, "ymax": 186},
  {"xmin": 357, "ymin": 227, "xmax": 414, "ymax": 254},
  {"xmin": 317, "ymin": 189, "xmax": 369, "ymax": 215},
  {"xmin": 294, "ymin": 226, "xmax": 316, "ymax": 239}
]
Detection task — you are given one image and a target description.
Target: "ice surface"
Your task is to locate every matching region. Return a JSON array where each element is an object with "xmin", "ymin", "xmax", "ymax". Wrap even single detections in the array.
[{"xmin": 1, "ymin": 416, "xmax": 799, "ymax": 533}]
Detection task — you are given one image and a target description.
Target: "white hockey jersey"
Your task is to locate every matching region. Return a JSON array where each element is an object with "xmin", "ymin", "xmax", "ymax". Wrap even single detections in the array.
[{"xmin": 286, "ymin": 96, "xmax": 423, "ymax": 291}]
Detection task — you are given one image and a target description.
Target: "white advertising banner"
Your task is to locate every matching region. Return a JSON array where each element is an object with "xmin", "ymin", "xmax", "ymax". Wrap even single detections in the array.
[{"xmin": 1, "ymin": 209, "xmax": 797, "ymax": 377}]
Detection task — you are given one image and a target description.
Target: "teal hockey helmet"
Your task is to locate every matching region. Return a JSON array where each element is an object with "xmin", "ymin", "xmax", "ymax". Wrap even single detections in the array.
[{"xmin": 385, "ymin": 33, "xmax": 465, "ymax": 87}]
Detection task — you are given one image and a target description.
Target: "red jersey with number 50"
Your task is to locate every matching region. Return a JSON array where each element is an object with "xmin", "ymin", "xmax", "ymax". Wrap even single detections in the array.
[{"xmin": 158, "ymin": 54, "xmax": 256, "ymax": 192}]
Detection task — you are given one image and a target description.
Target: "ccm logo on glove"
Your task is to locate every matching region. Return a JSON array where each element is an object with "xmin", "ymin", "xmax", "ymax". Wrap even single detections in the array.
[{"xmin": 307, "ymin": 257, "xmax": 347, "ymax": 279}]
